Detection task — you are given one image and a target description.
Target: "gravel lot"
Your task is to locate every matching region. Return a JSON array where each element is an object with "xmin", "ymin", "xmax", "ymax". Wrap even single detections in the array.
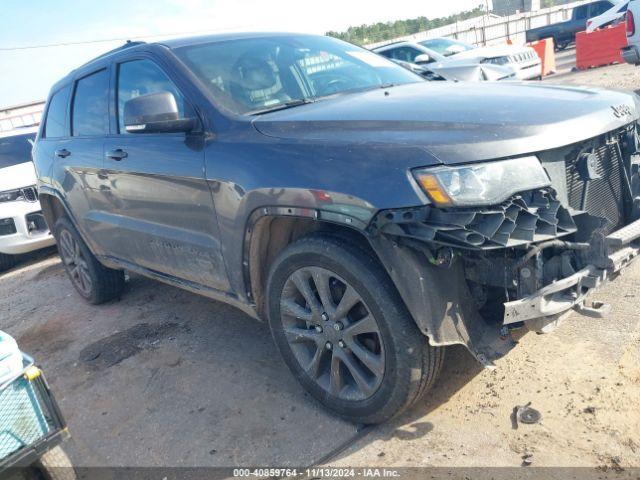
[{"xmin": 1, "ymin": 62, "xmax": 640, "ymax": 472}]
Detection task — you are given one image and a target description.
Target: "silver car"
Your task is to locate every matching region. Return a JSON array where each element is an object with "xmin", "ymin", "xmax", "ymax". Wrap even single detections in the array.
[
  {"xmin": 372, "ymin": 41, "xmax": 517, "ymax": 82},
  {"xmin": 419, "ymin": 37, "xmax": 542, "ymax": 81}
]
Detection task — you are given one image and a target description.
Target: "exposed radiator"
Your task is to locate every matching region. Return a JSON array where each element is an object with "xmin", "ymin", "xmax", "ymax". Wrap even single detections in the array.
[{"xmin": 565, "ymin": 137, "xmax": 625, "ymax": 234}]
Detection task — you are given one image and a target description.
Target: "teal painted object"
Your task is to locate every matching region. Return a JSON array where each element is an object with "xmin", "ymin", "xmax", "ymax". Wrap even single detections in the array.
[{"xmin": 0, "ymin": 376, "xmax": 51, "ymax": 460}]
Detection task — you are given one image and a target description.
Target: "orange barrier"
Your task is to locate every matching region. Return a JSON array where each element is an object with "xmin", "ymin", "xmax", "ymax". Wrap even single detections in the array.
[
  {"xmin": 576, "ymin": 23, "xmax": 628, "ymax": 70},
  {"xmin": 527, "ymin": 38, "xmax": 556, "ymax": 76}
]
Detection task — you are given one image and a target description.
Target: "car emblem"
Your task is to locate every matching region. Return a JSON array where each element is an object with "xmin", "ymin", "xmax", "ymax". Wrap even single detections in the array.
[{"xmin": 611, "ymin": 104, "xmax": 634, "ymax": 119}]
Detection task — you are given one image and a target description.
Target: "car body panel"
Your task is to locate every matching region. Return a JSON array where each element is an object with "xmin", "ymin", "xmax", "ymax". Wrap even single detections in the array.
[
  {"xmin": 623, "ymin": 0, "xmax": 640, "ymax": 64},
  {"xmin": 100, "ymin": 133, "xmax": 230, "ymax": 291},
  {"xmin": 252, "ymin": 82, "xmax": 640, "ymax": 163},
  {"xmin": 0, "ymin": 130, "xmax": 55, "ymax": 256}
]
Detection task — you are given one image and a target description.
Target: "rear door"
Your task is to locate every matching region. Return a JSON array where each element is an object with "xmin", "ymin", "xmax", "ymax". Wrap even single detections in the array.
[
  {"xmin": 101, "ymin": 56, "xmax": 229, "ymax": 290},
  {"xmin": 63, "ymin": 68, "xmax": 111, "ymax": 250},
  {"xmin": 571, "ymin": 4, "xmax": 591, "ymax": 35}
]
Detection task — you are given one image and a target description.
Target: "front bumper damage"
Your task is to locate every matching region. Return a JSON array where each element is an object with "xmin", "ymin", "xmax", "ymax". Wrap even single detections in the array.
[
  {"xmin": 368, "ymin": 123, "xmax": 640, "ymax": 367},
  {"xmin": 504, "ymin": 230, "xmax": 640, "ymax": 326},
  {"xmin": 369, "ymin": 216, "xmax": 640, "ymax": 367}
]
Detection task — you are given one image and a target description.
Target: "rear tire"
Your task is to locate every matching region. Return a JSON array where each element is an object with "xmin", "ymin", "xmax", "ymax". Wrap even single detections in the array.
[
  {"xmin": 266, "ymin": 234, "xmax": 443, "ymax": 424},
  {"xmin": 53, "ymin": 217, "xmax": 124, "ymax": 305},
  {"xmin": 0, "ymin": 252, "xmax": 18, "ymax": 272}
]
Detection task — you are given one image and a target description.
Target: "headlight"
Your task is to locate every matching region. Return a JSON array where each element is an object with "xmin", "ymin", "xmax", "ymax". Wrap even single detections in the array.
[
  {"xmin": 0, "ymin": 189, "xmax": 24, "ymax": 203},
  {"xmin": 482, "ymin": 56, "xmax": 510, "ymax": 65},
  {"xmin": 413, "ymin": 156, "xmax": 551, "ymax": 207}
]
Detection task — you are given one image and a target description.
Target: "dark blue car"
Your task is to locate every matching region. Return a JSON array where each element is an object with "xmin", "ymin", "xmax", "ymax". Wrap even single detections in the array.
[{"xmin": 33, "ymin": 33, "xmax": 640, "ymax": 423}]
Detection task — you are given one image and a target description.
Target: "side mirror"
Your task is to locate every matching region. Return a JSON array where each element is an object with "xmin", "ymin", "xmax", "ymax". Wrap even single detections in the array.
[
  {"xmin": 414, "ymin": 54, "xmax": 433, "ymax": 65},
  {"xmin": 123, "ymin": 91, "xmax": 196, "ymax": 134}
]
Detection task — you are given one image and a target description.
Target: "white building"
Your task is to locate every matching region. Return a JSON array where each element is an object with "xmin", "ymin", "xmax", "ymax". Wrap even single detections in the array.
[
  {"xmin": 491, "ymin": 0, "xmax": 542, "ymax": 15},
  {"xmin": 0, "ymin": 101, "xmax": 45, "ymax": 134}
]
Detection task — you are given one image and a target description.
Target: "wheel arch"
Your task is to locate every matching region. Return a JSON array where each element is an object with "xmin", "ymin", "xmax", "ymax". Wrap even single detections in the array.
[
  {"xmin": 244, "ymin": 207, "xmax": 381, "ymax": 319},
  {"xmin": 38, "ymin": 188, "xmax": 73, "ymax": 232}
]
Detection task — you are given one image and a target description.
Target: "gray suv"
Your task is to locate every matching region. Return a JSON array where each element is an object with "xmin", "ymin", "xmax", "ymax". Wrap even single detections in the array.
[{"xmin": 33, "ymin": 33, "xmax": 640, "ymax": 424}]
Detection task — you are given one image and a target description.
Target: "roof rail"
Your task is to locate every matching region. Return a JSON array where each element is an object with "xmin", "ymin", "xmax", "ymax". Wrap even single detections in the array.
[
  {"xmin": 76, "ymin": 40, "xmax": 147, "ymax": 70},
  {"xmin": 372, "ymin": 40, "xmax": 409, "ymax": 49}
]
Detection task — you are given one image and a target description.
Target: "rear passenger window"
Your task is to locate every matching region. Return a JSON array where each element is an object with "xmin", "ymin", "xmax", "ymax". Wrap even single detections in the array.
[
  {"xmin": 574, "ymin": 5, "xmax": 589, "ymax": 19},
  {"xmin": 117, "ymin": 59, "xmax": 186, "ymax": 134},
  {"xmin": 44, "ymin": 85, "xmax": 70, "ymax": 138},
  {"xmin": 590, "ymin": 2, "xmax": 611, "ymax": 16},
  {"xmin": 72, "ymin": 69, "xmax": 109, "ymax": 136}
]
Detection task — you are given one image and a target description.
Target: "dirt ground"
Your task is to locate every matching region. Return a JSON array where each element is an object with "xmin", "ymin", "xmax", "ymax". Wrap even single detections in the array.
[{"xmin": 1, "ymin": 62, "xmax": 639, "ymax": 473}]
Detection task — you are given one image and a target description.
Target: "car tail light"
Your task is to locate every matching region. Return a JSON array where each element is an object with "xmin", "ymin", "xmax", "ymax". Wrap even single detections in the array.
[{"xmin": 628, "ymin": 10, "xmax": 636, "ymax": 36}]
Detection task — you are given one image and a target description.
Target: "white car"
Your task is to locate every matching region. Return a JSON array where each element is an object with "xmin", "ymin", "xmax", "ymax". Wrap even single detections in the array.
[
  {"xmin": 0, "ymin": 127, "xmax": 55, "ymax": 271},
  {"xmin": 419, "ymin": 37, "xmax": 542, "ymax": 81},
  {"xmin": 372, "ymin": 41, "xmax": 517, "ymax": 82},
  {"xmin": 622, "ymin": 0, "xmax": 640, "ymax": 64},
  {"xmin": 587, "ymin": 0, "xmax": 629, "ymax": 32}
]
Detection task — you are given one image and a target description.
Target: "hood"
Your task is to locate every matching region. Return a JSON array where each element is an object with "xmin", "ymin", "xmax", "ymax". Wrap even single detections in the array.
[
  {"xmin": 253, "ymin": 82, "xmax": 640, "ymax": 164},
  {"xmin": 430, "ymin": 61, "xmax": 516, "ymax": 81},
  {"xmin": 452, "ymin": 44, "xmax": 533, "ymax": 60},
  {"xmin": 0, "ymin": 162, "xmax": 37, "ymax": 192}
]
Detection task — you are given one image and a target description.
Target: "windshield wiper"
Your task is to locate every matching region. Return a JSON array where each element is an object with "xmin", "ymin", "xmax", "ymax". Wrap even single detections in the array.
[{"xmin": 248, "ymin": 98, "xmax": 314, "ymax": 115}]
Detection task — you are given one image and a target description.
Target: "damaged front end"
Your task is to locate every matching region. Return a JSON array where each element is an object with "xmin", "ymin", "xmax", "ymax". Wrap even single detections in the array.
[{"xmin": 368, "ymin": 122, "xmax": 640, "ymax": 366}]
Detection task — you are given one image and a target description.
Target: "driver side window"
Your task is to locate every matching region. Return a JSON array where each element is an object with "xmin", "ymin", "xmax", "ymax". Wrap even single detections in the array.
[
  {"xmin": 574, "ymin": 5, "xmax": 589, "ymax": 19},
  {"xmin": 387, "ymin": 47, "xmax": 423, "ymax": 63},
  {"xmin": 117, "ymin": 59, "xmax": 187, "ymax": 134}
]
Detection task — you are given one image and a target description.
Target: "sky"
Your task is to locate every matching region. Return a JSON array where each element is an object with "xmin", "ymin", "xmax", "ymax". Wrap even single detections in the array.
[{"xmin": 0, "ymin": 0, "xmax": 484, "ymax": 108}]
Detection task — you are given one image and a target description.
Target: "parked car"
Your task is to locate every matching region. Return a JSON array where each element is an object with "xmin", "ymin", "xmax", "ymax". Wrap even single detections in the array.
[
  {"xmin": 0, "ymin": 128, "xmax": 55, "ymax": 272},
  {"xmin": 416, "ymin": 38, "xmax": 542, "ymax": 80},
  {"xmin": 0, "ymin": 331, "xmax": 75, "ymax": 480},
  {"xmin": 587, "ymin": 0, "xmax": 629, "ymax": 32},
  {"xmin": 34, "ymin": 33, "xmax": 640, "ymax": 424},
  {"xmin": 388, "ymin": 59, "xmax": 448, "ymax": 81},
  {"xmin": 526, "ymin": 0, "xmax": 615, "ymax": 49},
  {"xmin": 622, "ymin": 0, "xmax": 640, "ymax": 64},
  {"xmin": 372, "ymin": 41, "xmax": 518, "ymax": 81},
  {"xmin": 418, "ymin": 37, "xmax": 476, "ymax": 57}
]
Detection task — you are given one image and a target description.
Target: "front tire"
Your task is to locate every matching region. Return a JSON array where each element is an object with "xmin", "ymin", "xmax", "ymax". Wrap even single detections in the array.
[
  {"xmin": 266, "ymin": 234, "xmax": 443, "ymax": 424},
  {"xmin": 53, "ymin": 217, "xmax": 125, "ymax": 304}
]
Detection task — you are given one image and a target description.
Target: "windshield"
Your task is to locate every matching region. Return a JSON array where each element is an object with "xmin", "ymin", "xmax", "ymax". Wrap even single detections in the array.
[
  {"xmin": 0, "ymin": 133, "xmax": 35, "ymax": 169},
  {"xmin": 174, "ymin": 35, "xmax": 422, "ymax": 115},
  {"xmin": 419, "ymin": 38, "xmax": 475, "ymax": 57}
]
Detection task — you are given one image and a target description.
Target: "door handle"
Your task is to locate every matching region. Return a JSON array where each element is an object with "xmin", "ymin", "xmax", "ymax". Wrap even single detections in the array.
[
  {"xmin": 106, "ymin": 149, "xmax": 128, "ymax": 161},
  {"xmin": 55, "ymin": 149, "xmax": 71, "ymax": 158}
]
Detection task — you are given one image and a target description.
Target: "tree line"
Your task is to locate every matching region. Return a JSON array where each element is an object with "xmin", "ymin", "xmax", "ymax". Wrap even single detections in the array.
[
  {"xmin": 326, "ymin": 0, "xmax": 569, "ymax": 45},
  {"xmin": 326, "ymin": 5, "xmax": 487, "ymax": 45}
]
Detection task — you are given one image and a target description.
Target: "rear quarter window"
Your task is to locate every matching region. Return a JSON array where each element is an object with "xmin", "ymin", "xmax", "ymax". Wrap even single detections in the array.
[
  {"xmin": 43, "ymin": 85, "xmax": 71, "ymax": 139},
  {"xmin": 0, "ymin": 133, "xmax": 35, "ymax": 169},
  {"xmin": 72, "ymin": 69, "xmax": 110, "ymax": 136}
]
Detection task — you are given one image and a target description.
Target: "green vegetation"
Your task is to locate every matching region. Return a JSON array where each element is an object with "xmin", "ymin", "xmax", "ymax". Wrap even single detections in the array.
[
  {"xmin": 326, "ymin": 5, "xmax": 487, "ymax": 46},
  {"xmin": 541, "ymin": 0, "xmax": 570, "ymax": 7}
]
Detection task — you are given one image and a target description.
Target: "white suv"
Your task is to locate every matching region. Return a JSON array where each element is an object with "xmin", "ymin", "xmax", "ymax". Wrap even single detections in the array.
[
  {"xmin": 0, "ymin": 128, "xmax": 55, "ymax": 271},
  {"xmin": 622, "ymin": 0, "xmax": 640, "ymax": 64}
]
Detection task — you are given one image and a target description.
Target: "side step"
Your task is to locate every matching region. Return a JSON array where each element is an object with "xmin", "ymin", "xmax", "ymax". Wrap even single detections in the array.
[{"xmin": 607, "ymin": 217, "xmax": 640, "ymax": 247}]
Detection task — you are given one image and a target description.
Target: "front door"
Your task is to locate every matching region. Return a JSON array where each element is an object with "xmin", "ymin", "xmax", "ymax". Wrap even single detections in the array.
[{"xmin": 101, "ymin": 58, "xmax": 229, "ymax": 291}]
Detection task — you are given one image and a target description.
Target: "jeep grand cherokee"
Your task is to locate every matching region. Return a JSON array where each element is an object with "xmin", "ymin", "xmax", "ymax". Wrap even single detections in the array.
[{"xmin": 33, "ymin": 33, "xmax": 640, "ymax": 424}]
